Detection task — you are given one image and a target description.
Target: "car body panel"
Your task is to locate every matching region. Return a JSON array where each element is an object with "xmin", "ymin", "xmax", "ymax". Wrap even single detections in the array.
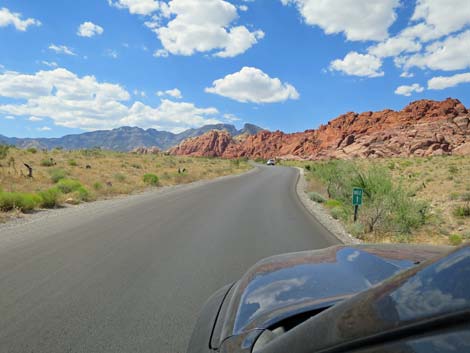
[
  {"xmin": 256, "ymin": 245, "xmax": 470, "ymax": 353},
  {"xmin": 187, "ymin": 244, "xmax": 448, "ymax": 353}
]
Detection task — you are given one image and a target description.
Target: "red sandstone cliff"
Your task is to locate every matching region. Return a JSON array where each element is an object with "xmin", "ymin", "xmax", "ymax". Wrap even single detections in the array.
[{"xmin": 168, "ymin": 98, "xmax": 470, "ymax": 160}]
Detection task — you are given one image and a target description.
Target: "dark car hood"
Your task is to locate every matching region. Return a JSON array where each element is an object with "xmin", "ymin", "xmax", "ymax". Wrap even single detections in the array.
[{"xmin": 218, "ymin": 244, "xmax": 447, "ymax": 343}]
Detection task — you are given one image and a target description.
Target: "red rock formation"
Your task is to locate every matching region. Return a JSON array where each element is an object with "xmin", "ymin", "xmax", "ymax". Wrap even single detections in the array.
[
  {"xmin": 168, "ymin": 98, "xmax": 470, "ymax": 159},
  {"xmin": 131, "ymin": 146, "xmax": 161, "ymax": 154}
]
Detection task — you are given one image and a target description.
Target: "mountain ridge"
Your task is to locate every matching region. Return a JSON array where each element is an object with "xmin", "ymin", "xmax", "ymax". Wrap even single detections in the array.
[
  {"xmin": 0, "ymin": 123, "xmax": 264, "ymax": 151},
  {"xmin": 169, "ymin": 98, "xmax": 470, "ymax": 159}
]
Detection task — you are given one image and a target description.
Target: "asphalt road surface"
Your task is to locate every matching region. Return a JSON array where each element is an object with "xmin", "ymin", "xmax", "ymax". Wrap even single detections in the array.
[{"xmin": 0, "ymin": 165, "xmax": 339, "ymax": 353}]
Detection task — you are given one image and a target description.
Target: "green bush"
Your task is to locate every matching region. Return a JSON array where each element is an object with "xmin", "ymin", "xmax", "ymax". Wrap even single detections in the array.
[
  {"xmin": 230, "ymin": 159, "xmax": 240, "ymax": 167},
  {"xmin": 37, "ymin": 187, "xmax": 61, "ymax": 208},
  {"xmin": 76, "ymin": 186, "xmax": 91, "ymax": 201},
  {"xmin": 68, "ymin": 159, "xmax": 78, "ymax": 166},
  {"xmin": 26, "ymin": 147, "xmax": 37, "ymax": 154},
  {"xmin": 143, "ymin": 173, "xmax": 159, "ymax": 186},
  {"xmin": 461, "ymin": 193, "xmax": 470, "ymax": 202},
  {"xmin": 309, "ymin": 160, "xmax": 429, "ymax": 236},
  {"xmin": 453, "ymin": 205, "xmax": 470, "ymax": 218},
  {"xmin": 49, "ymin": 168, "xmax": 67, "ymax": 183},
  {"xmin": 114, "ymin": 173, "xmax": 126, "ymax": 182},
  {"xmin": 325, "ymin": 199, "xmax": 342, "ymax": 208},
  {"xmin": 0, "ymin": 145, "xmax": 9, "ymax": 160},
  {"xmin": 308, "ymin": 192, "xmax": 326, "ymax": 203},
  {"xmin": 40, "ymin": 158, "xmax": 54, "ymax": 167},
  {"xmin": 93, "ymin": 182, "xmax": 103, "ymax": 191},
  {"xmin": 449, "ymin": 234, "xmax": 463, "ymax": 246},
  {"xmin": 0, "ymin": 191, "xmax": 40, "ymax": 212},
  {"xmin": 56, "ymin": 179, "xmax": 83, "ymax": 194},
  {"xmin": 448, "ymin": 165, "xmax": 458, "ymax": 175},
  {"xmin": 330, "ymin": 206, "xmax": 346, "ymax": 220}
]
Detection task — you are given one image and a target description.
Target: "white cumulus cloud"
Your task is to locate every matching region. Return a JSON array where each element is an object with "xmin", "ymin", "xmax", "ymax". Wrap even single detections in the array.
[
  {"xmin": 41, "ymin": 61, "xmax": 58, "ymax": 68},
  {"xmin": 368, "ymin": 36, "xmax": 422, "ymax": 58},
  {"xmin": 428, "ymin": 73, "xmax": 470, "ymax": 90},
  {"xmin": 397, "ymin": 30, "xmax": 470, "ymax": 72},
  {"xmin": 0, "ymin": 68, "xmax": 222, "ymax": 132},
  {"xmin": 108, "ymin": 0, "xmax": 162, "ymax": 15},
  {"xmin": 0, "ymin": 7, "xmax": 41, "ymax": 31},
  {"xmin": 114, "ymin": 0, "xmax": 264, "ymax": 58},
  {"xmin": 394, "ymin": 83, "xmax": 424, "ymax": 96},
  {"xmin": 412, "ymin": 0, "xmax": 470, "ymax": 39},
  {"xmin": 153, "ymin": 49, "xmax": 169, "ymax": 58},
  {"xmin": 49, "ymin": 44, "xmax": 76, "ymax": 56},
  {"xmin": 330, "ymin": 52, "xmax": 384, "ymax": 77},
  {"xmin": 77, "ymin": 21, "xmax": 104, "ymax": 37},
  {"xmin": 157, "ymin": 88, "xmax": 182, "ymax": 99},
  {"xmin": 280, "ymin": 0, "xmax": 400, "ymax": 41},
  {"xmin": 205, "ymin": 67, "xmax": 299, "ymax": 103}
]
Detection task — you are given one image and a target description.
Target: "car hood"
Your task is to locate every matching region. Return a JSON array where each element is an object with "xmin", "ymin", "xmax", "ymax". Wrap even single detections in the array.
[{"xmin": 218, "ymin": 244, "xmax": 447, "ymax": 343}]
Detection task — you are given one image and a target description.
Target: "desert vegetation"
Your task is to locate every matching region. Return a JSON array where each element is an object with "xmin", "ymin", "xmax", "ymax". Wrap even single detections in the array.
[
  {"xmin": 0, "ymin": 146, "xmax": 250, "ymax": 222},
  {"xmin": 282, "ymin": 156, "xmax": 470, "ymax": 246}
]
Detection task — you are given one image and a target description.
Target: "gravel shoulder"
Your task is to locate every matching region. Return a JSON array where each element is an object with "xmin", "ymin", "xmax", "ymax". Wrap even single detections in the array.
[{"xmin": 295, "ymin": 167, "xmax": 360, "ymax": 245}]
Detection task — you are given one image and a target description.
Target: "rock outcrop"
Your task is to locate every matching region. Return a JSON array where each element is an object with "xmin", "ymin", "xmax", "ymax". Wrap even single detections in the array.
[
  {"xmin": 131, "ymin": 146, "xmax": 161, "ymax": 154},
  {"xmin": 168, "ymin": 98, "xmax": 470, "ymax": 160}
]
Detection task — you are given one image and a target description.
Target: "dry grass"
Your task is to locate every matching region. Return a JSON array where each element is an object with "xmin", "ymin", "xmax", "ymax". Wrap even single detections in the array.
[
  {"xmin": 281, "ymin": 156, "xmax": 470, "ymax": 246},
  {"xmin": 0, "ymin": 147, "xmax": 250, "ymax": 221}
]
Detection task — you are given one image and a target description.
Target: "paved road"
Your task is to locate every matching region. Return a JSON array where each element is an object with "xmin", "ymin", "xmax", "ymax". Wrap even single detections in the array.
[{"xmin": 0, "ymin": 166, "xmax": 338, "ymax": 353}]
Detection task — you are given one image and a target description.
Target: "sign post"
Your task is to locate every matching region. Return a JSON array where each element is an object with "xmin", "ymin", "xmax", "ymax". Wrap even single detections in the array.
[{"xmin": 352, "ymin": 187, "xmax": 363, "ymax": 222}]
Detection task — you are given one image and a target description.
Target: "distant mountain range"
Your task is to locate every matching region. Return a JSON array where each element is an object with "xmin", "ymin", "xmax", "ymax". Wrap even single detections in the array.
[{"xmin": 0, "ymin": 123, "xmax": 263, "ymax": 151}]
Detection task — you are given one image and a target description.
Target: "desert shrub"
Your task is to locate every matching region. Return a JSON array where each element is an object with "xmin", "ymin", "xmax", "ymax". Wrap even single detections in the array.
[
  {"xmin": 56, "ymin": 179, "xmax": 83, "ymax": 194},
  {"xmin": 448, "ymin": 165, "xmax": 458, "ymax": 175},
  {"xmin": 26, "ymin": 147, "xmax": 37, "ymax": 154},
  {"xmin": 304, "ymin": 165, "xmax": 311, "ymax": 171},
  {"xmin": 143, "ymin": 173, "xmax": 159, "ymax": 186},
  {"xmin": 449, "ymin": 192, "xmax": 460, "ymax": 201},
  {"xmin": 93, "ymin": 182, "xmax": 103, "ymax": 191},
  {"xmin": 131, "ymin": 163, "xmax": 142, "ymax": 169},
  {"xmin": 231, "ymin": 159, "xmax": 240, "ymax": 167},
  {"xmin": 461, "ymin": 193, "xmax": 470, "ymax": 202},
  {"xmin": 325, "ymin": 199, "xmax": 342, "ymax": 208},
  {"xmin": 49, "ymin": 168, "xmax": 67, "ymax": 183},
  {"xmin": 76, "ymin": 186, "xmax": 91, "ymax": 201},
  {"xmin": 0, "ymin": 191, "xmax": 39, "ymax": 212},
  {"xmin": 114, "ymin": 173, "xmax": 126, "ymax": 182},
  {"xmin": 400, "ymin": 160, "xmax": 413, "ymax": 168},
  {"xmin": 449, "ymin": 234, "xmax": 463, "ymax": 246},
  {"xmin": 40, "ymin": 158, "xmax": 54, "ymax": 167},
  {"xmin": 80, "ymin": 148, "xmax": 103, "ymax": 157},
  {"xmin": 330, "ymin": 206, "xmax": 347, "ymax": 220},
  {"xmin": 0, "ymin": 145, "xmax": 9, "ymax": 160},
  {"xmin": 68, "ymin": 159, "xmax": 78, "ymax": 166},
  {"xmin": 310, "ymin": 160, "xmax": 428, "ymax": 236},
  {"xmin": 308, "ymin": 192, "xmax": 326, "ymax": 203},
  {"xmin": 37, "ymin": 187, "xmax": 61, "ymax": 208},
  {"xmin": 453, "ymin": 205, "xmax": 470, "ymax": 218}
]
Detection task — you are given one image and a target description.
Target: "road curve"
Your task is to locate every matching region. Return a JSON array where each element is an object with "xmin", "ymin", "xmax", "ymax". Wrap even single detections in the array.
[{"xmin": 0, "ymin": 165, "xmax": 338, "ymax": 353}]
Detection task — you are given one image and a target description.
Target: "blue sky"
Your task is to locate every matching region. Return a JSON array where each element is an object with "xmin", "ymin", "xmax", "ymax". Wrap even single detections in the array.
[{"xmin": 1, "ymin": 0, "xmax": 470, "ymax": 138}]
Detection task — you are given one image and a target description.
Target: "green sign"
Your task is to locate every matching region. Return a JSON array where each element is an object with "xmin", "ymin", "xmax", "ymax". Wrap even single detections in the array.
[{"xmin": 352, "ymin": 188, "xmax": 363, "ymax": 206}]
